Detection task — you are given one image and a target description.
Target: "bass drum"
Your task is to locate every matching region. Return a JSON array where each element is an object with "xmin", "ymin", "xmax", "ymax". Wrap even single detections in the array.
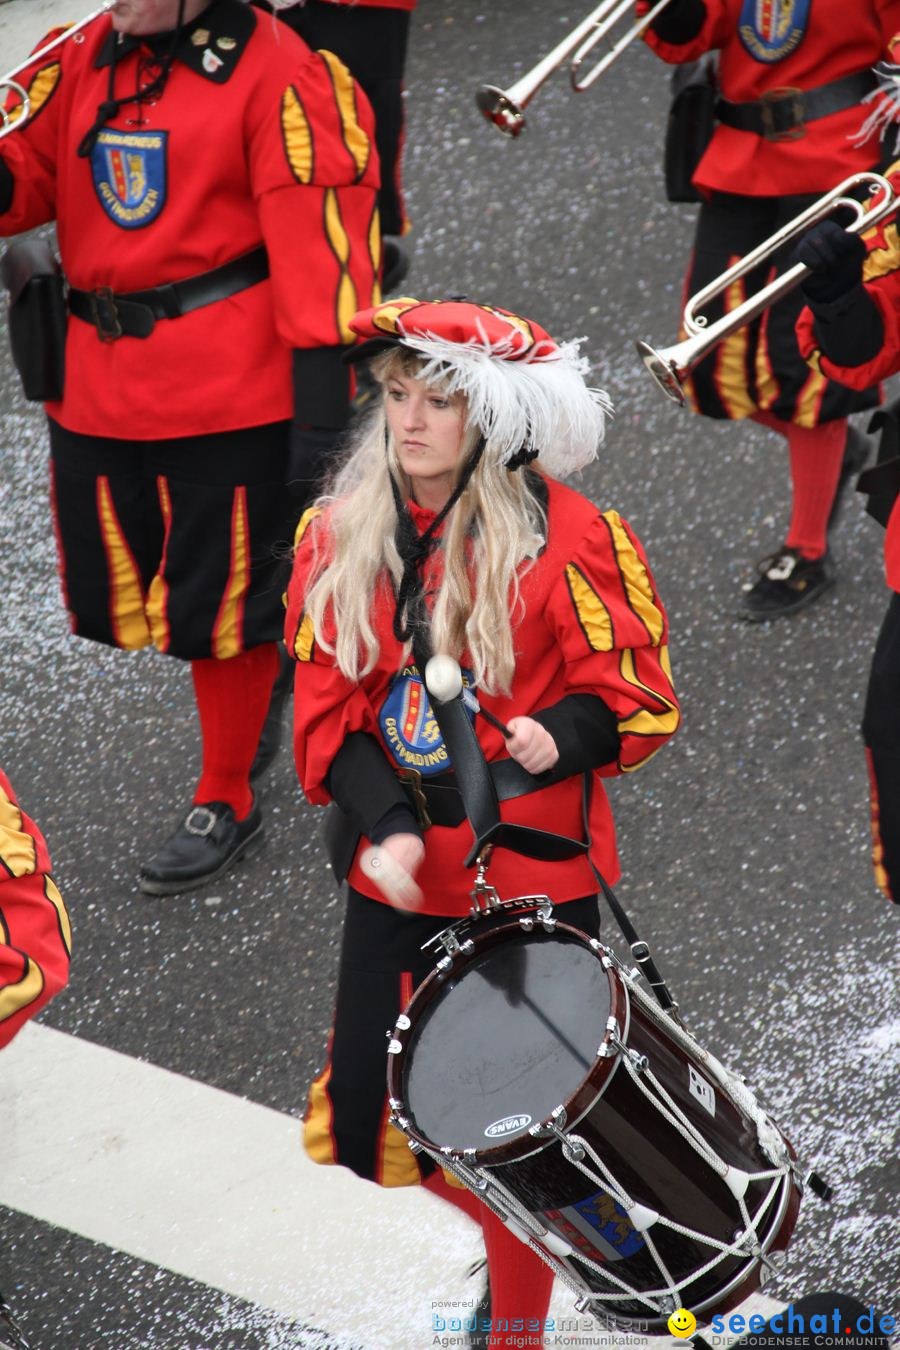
[{"xmin": 387, "ymin": 913, "xmax": 801, "ymax": 1329}]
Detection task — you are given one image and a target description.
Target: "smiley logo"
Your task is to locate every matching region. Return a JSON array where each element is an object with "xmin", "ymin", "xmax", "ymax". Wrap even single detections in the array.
[{"xmin": 668, "ymin": 1309, "xmax": 697, "ymax": 1338}]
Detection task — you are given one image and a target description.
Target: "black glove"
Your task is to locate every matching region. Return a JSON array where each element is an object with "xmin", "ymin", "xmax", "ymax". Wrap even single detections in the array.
[
  {"xmin": 794, "ymin": 220, "xmax": 867, "ymax": 304},
  {"xmin": 288, "ymin": 424, "xmax": 345, "ymax": 507},
  {"xmin": 648, "ymin": 0, "xmax": 706, "ymax": 43},
  {"xmin": 0, "ymin": 158, "xmax": 13, "ymax": 215}
]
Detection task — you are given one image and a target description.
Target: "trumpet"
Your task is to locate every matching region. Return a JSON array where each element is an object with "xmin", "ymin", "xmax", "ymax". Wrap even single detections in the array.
[
  {"xmin": 636, "ymin": 172, "xmax": 900, "ymax": 405},
  {"xmin": 0, "ymin": 1, "xmax": 115, "ymax": 140},
  {"xmin": 476, "ymin": 0, "xmax": 677, "ymax": 137}
]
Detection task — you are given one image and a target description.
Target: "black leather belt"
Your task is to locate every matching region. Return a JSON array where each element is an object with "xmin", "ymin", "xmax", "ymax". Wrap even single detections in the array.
[
  {"xmin": 398, "ymin": 760, "xmax": 560, "ymax": 831},
  {"xmin": 68, "ymin": 245, "xmax": 269, "ymax": 341},
  {"xmin": 716, "ymin": 70, "xmax": 878, "ymax": 142}
]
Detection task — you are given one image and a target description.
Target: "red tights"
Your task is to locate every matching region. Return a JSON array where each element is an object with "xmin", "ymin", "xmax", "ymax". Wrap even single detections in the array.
[
  {"xmin": 752, "ymin": 410, "xmax": 848, "ymax": 560},
  {"xmin": 424, "ymin": 1170, "xmax": 555, "ymax": 1347},
  {"xmin": 190, "ymin": 643, "xmax": 280, "ymax": 818}
]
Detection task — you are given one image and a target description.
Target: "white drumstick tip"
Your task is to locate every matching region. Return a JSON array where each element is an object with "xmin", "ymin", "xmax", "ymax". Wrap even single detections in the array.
[{"xmin": 424, "ymin": 653, "xmax": 463, "ymax": 703}]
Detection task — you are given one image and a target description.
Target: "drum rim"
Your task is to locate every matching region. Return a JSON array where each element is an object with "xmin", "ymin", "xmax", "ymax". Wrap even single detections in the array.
[{"xmin": 386, "ymin": 918, "xmax": 627, "ymax": 1166}]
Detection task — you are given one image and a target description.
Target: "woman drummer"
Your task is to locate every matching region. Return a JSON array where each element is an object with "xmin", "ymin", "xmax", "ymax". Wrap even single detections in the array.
[{"xmin": 284, "ymin": 298, "xmax": 681, "ymax": 1341}]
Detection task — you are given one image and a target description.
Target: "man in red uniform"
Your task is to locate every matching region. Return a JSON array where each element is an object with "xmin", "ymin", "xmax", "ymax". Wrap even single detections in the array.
[
  {"xmin": 640, "ymin": 0, "xmax": 900, "ymax": 619},
  {"xmin": 0, "ymin": 770, "xmax": 71, "ymax": 1050},
  {"xmin": 256, "ymin": 0, "xmax": 416, "ymax": 290},
  {"xmin": 0, "ymin": 0, "xmax": 379, "ymax": 895},
  {"xmin": 794, "ymin": 196, "xmax": 900, "ymax": 904}
]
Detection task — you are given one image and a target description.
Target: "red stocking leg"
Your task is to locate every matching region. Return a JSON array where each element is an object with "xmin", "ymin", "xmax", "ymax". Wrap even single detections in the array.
[
  {"xmin": 753, "ymin": 410, "xmax": 847, "ymax": 559},
  {"xmin": 190, "ymin": 643, "xmax": 280, "ymax": 818}
]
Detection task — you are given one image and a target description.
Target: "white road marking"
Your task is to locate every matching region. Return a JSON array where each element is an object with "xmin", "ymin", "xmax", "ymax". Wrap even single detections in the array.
[
  {"xmin": 0, "ymin": 1025, "xmax": 784, "ymax": 1349},
  {"xmin": 0, "ymin": 1026, "xmax": 788, "ymax": 1344},
  {"xmin": 0, "ymin": 1024, "xmax": 483, "ymax": 1349}
]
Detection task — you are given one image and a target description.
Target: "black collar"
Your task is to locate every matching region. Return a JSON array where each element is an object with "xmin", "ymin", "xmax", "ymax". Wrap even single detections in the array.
[{"xmin": 95, "ymin": 0, "xmax": 255, "ymax": 83}]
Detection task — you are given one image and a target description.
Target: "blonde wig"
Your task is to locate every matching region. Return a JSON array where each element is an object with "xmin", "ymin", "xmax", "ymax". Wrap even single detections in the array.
[{"xmin": 302, "ymin": 351, "xmax": 553, "ymax": 696}]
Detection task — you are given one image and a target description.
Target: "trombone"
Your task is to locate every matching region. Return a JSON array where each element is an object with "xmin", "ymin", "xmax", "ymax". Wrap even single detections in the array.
[
  {"xmin": 476, "ymin": 0, "xmax": 677, "ymax": 137},
  {"xmin": 636, "ymin": 172, "xmax": 900, "ymax": 405},
  {"xmin": 0, "ymin": 1, "xmax": 115, "ymax": 140}
]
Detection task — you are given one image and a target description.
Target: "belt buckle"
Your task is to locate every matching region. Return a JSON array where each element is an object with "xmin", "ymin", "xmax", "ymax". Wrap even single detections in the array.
[
  {"xmin": 759, "ymin": 87, "xmax": 806, "ymax": 142},
  {"xmin": 397, "ymin": 767, "xmax": 432, "ymax": 831},
  {"xmin": 89, "ymin": 286, "xmax": 123, "ymax": 342}
]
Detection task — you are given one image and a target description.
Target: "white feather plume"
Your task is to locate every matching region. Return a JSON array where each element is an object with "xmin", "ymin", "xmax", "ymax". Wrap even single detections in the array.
[
  {"xmin": 852, "ymin": 64, "xmax": 900, "ymax": 151},
  {"xmin": 396, "ymin": 322, "xmax": 612, "ymax": 478}
]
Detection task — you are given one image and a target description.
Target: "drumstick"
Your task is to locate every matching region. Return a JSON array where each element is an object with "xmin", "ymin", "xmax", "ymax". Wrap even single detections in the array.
[{"xmin": 424, "ymin": 654, "xmax": 513, "ymax": 739}]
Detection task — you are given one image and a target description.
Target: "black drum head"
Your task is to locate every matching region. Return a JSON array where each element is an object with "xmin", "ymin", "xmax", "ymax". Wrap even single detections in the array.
[{"xmin": 403, "ymin": 928, "xmax": 612, "ymax": 1154}]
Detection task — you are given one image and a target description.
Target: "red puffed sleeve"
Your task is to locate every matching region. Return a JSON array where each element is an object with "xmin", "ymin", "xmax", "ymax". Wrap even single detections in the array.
[
  {"xmin": 543, "ymin": 509, "xmax": 680, "ymax": 775},
  {"xmin": 0, "ymin": 769, "xmax": 71, "ymax": 1050},
  {"xmin": 0, "ymin": 31, "xmax": 68, "ymax": 235},
  {"xmin": 285, "ymin": 507, "xmax": 383, "ymax": 802},
  {"xmin": 638, "ymin": 0, "xmax": 730, "ymax": 63},
  {"xmin": 247, "ymin": 46, "xmax": 381, "ymax": 351}
]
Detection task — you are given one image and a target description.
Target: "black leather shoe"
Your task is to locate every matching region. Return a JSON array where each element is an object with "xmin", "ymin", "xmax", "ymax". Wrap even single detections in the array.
[
  {"xmin": 249, "ymin": 647, "xmax": 293, "ymax": 784},
  {"xmin": 740, "ymin": 547, "xmax": 836, "ymax": 621},
  {"xmin": 827, "ymin": 423, "xmax": 871, "ymax": 533},
  {"xmin": 139, "ymin": 799, "xmax": 264, "ymax": 896}
]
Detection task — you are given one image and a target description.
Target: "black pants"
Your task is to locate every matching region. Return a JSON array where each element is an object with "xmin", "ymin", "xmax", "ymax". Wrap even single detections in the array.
[
  {"xmin": 303, "ymin": 889, "xmax": 602, "ymax": 1186},
  {"xmin": 48, "ymin": 418, "xmax": 294, "ymax": 659},
  {"xmin": 684, "ymin": 191, "xmax": 880, "ymax": 425}
]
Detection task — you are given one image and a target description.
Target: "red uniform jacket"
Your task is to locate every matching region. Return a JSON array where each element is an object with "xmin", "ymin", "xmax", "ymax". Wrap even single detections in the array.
[
  {"xmin": 0, "ymin": 770, "xmax": 71, "ymax": 1050},
  {"xmin": 641, "ymin": 0, "xmax": 900, "ymax": 196},
  {"xmin": 0, "ymin": 0, "xmax": 379, "ymax": 439},
  {"xmin": 796, "ymin": 200, "xmax": 900, "ymax": 590},
  {"xmin": 285, "ymin": 476, "xmax": 681, "ymax": 915}
]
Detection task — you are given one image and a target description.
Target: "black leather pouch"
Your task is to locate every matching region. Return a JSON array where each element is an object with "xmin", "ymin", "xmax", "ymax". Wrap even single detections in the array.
[
  {"xmin": 1, "ymin": 238, "xmax": 66, "ymax": 401},
  {"xmin": 664, "ymin": 54, "xmax": 718, "ymax": 204}
]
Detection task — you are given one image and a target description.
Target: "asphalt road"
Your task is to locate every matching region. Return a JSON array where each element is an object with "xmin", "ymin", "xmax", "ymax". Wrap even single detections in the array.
[{"xmin": 0, "ymin": 2, "xmax": 897, "ymax": 1347}]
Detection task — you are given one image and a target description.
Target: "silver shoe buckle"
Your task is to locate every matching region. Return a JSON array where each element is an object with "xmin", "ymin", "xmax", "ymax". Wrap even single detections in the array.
[{"xmin": 184, "ymin": 806, "xmax": 217, "ymax": 837}]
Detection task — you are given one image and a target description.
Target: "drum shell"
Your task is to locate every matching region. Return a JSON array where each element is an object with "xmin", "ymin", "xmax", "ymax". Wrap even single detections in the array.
[
  {"xmin": 487, "ymin": 980, "xmax": 800, "ymax": 1324},
  {"xmin": 388, "ymin": 919, "xmax": 800, "ymax": 1328}
]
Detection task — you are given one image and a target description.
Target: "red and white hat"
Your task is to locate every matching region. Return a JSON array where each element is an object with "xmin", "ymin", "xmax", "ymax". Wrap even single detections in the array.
[{"xmin": 348, "ymin": 297, "xmax": 612, "ymax": 478}]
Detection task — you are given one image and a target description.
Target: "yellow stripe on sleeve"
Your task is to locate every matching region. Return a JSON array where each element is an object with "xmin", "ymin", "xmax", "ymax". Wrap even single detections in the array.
[
  {"xmin": 0, "ymin": 790, "xmax": 37, "ymax": 879},
  {"xmin": 0, "ymin": 957, "xmax": 43, "ymax": 1026},
  {"xmin": 617, "ymin": 646, "xmax": 680, "ymax": 770},
  {"xmin": 6, "ymin": 61, "xmax": 61, "ymax": 128},
  {"xmin": 602, "ymin": 510, "xmax": 666, "ymax": 646},
  {"xmin": 293, "ymin": 505, "xmax": 322, "ymax": 552},
  {"xmin": 565, "ymin": 562, "xmax": 614, "ymax": 653},
  {"xmin": 282, "ymin": 85, "xmax": 313, "ymax": 185},
  {"xmin": 45, "ymin": 875, "xmax": 72, "ymax": 957},
  {"xmin": 318, "ymin": 49, "xmax": 371, "ymax": 182},
  {"xmin": 324, "ymin": 188, "xmax": 358, "ymax": 342}
]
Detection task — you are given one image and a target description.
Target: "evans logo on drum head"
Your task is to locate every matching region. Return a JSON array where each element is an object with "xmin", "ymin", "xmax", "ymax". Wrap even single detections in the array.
[{"xmin": 484, "ymin": 1114, "xmax": 532, "ymax": 1139}]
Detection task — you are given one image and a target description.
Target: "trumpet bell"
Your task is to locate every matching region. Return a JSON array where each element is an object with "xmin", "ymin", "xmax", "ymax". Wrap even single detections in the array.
[
  {"xmin": 475, "ymin": 84, "xmax": 526, "ymax": 138},
  {"xmin": 635, "ymin": 340, "xmax": 687, "ymax": 406}
]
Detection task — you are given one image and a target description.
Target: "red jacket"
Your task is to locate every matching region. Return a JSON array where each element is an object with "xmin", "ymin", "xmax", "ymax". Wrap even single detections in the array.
[
  {"xmin": 285, "ymin": 476, "xmax": 680, "ymax": 916},
  {"xmin": 0, "ymin": 770, "xmax": 71, "ymax": 1050},
  {"xmin": 641, "ymin": 0, "xmax": 900, "ymax": 196},
  {"xmin": 0, "ymin": 0, "xmax": 379, "ymax": 439}
]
